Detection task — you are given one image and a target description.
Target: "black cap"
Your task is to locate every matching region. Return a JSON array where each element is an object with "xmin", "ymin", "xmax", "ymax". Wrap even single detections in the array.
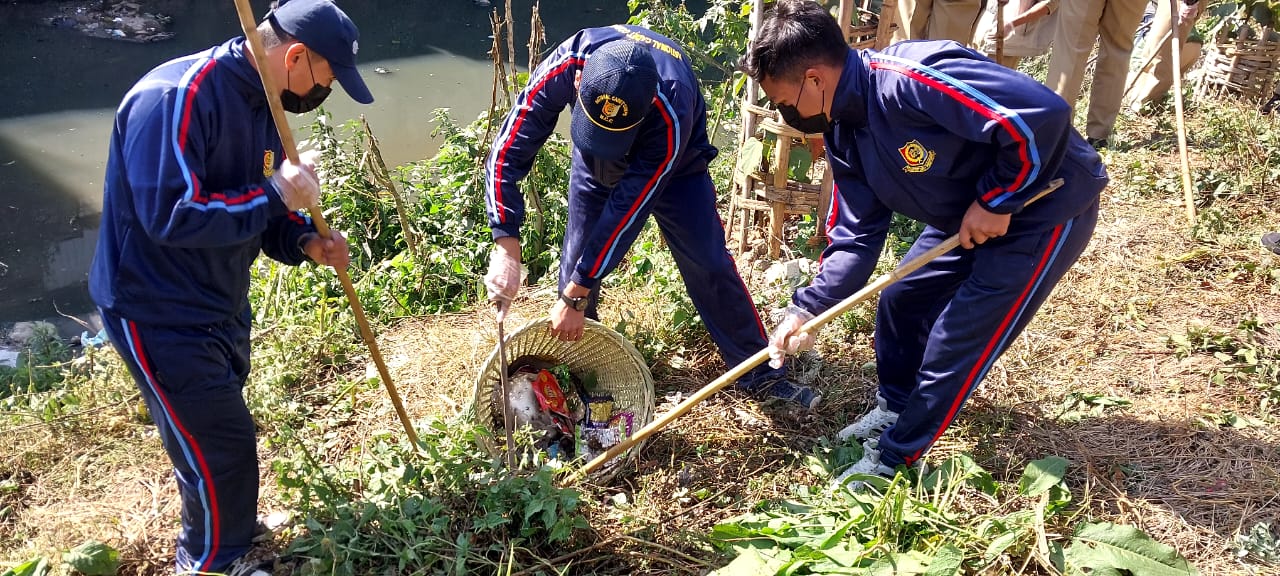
[
  {"xmin": 270, "ymin": 0, "xmax": 373, "ymax": 104},
  {"xmin": 571, "ymin": 40, "xmax": 659, "ymax": 161}
]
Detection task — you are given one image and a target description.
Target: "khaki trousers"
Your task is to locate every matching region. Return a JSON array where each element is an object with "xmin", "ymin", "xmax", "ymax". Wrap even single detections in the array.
[
  {"xmin": 892, "ymin": 0, "xmax": 984, "ymax": 44},
  {"xmin": 1127, "ymin": 0, "xmax": 1201, "ymax": 110},
  {"xmin": 1046, "ymin": 0, "xmax": 1148, "ymax": 140}
]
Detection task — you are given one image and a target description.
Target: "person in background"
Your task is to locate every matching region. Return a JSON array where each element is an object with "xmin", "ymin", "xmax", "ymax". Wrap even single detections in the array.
[
  {"xmin": 891, "ymin": 0, "xmax": 986, "ymax": 45},
  {"xmin": 1046, "ymin": 0, "xmax": 1148, "ymax": 149},
  {"xmin": 742, "ymin": 0, "xmax": 1108, "ymax": 490},
  {"xmin": 1126, "ymin": 0, "xmax": 1203, "ymax": 113},
  {"xmin": 482, "ymin": 25, "xmax": 821, "ymax": 409},
  {"xmin": 88, "ymin": 1, "xmax": 371, "ymax": 574},
  {"xmin": 973, "ymin": 0, "xmax": 1059, "ymax": 69}
]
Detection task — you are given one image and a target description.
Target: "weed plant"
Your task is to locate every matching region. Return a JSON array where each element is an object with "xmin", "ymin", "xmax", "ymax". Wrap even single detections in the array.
[
  {"xmin": 0, "ymin": 323, "xmax": 68, "ymax": 397},
  {"xmin": 270, "ymin": 421, "xmax": 588, "ymax": 575}
]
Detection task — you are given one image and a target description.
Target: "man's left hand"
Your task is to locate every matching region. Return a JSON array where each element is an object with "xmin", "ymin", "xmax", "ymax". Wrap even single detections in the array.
[
  {"xmin": 958, "ymin": 201, "xmax": 1011, "ymax": 249},
  {"xmin": 302, "ymin": 231, "xmax": 350, "ymax": 269},
  {"xmin": 1178, "ymin": 1, "xmax": 1199, "ymax": 28},
  {"xmin": 549, "ymin": 298, "xmax": 585, "ymax": 342}
]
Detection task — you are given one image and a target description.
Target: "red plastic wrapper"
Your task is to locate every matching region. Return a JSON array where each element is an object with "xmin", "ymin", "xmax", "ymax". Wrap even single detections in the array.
[{"xmin": 533, "ymin": 369, "xmax": 573, "ymax": 434}]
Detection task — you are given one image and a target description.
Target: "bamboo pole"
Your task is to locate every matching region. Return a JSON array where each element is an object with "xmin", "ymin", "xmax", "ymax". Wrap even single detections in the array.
[
  {"xmin": 1169, "ymin": 0, "xmax": 1197, "ymax": 225},
  {"xmin": 563, "ymin": 179, "xmax": 1065, "ymax": 483},
  {"xmin": 874, "ymin": 0, "xmax": 897, "ymax": 49},
  {"xmin": 232, "ymin": 0, "xmax": 418, "ymax": 446}
]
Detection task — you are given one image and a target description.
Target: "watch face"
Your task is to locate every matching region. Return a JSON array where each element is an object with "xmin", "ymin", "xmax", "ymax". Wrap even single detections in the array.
[{"xmin": 564, "ymin": 294, "xmax": 588, "ymax": 311}]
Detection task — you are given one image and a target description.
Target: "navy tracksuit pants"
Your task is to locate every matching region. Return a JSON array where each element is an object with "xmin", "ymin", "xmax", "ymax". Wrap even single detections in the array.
[
  {"xmin": 101, "ymin": 308, "xmax": 258, "ymax": 573},
  {"xmin": 559, "ymin": 163, "xmax": 782, "ymax": 385},
  {"xmin": 874, "ymin": 200, "xmax": 1099, "ymax": 468}
]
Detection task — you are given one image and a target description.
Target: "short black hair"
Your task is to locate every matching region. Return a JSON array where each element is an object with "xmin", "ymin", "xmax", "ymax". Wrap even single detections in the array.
[{"xmin": 740, "ymin": 0, "xmax": 848, "ymax": 82}]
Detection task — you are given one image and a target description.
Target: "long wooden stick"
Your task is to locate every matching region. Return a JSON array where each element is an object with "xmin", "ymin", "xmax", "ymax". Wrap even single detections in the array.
[
  {"xmin": 232, "ymin": 0, "xmax": 419, "ymax": 446},
  {"xmin": 995, "ymin": 0, "xmax": 1006, "ymax": 64},
  {"xmin": 495, "ymin": 311, "xmax": 516, "ymax": 470},
  {"xmin": 564, "ymin": 178, "xmax": 1065, "ymax": 483},
  {"xmin": 1169, "ymin": 0, "xmax": 1196, "ymax": 225}
]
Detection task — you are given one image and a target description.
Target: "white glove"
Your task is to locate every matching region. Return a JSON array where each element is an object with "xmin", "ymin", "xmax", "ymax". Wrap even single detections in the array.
[
  {"xmin": 484, "ymin": 244, "xmax": 522, "ymax": 316},
  {"xmin": 271, "ymin": 150, "xmax": 320, "ymax": 212},
  {"xmin": 1001, "ymin": 21, "xmax": 1017, "ymax": 39},
  {"xmin": 768, "ymin": 305, "xmax": 817, "ymax": 369},
  {"xmin": 1178, "ymin": 1, "xmax": 1198, "ymax": 27}
]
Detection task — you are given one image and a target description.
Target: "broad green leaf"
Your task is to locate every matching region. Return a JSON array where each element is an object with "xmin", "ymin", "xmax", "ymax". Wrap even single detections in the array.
[
  {"xmin": 709, "ymin": 523, "xmax": 776, "ymax": 552},
  {"xmin": 819, "ymin": 542, "xmax": 860, "ymax": 567},
  {"xmin": 984, "ymin": 529, "xmax": 1024, "ymax": 561},
  {"xmin": 711, "ymin": 547, "xmax": 792, "ymax": 576},
  {"xmin": 816, "ymin": 519, "xmax": 857, "ymax": 550},
  {"xmin": 62, "ymin": 541, "xmax": 119, "ymax": 576},
  {"xmin": 734, "ymin": 138, "xmax": 765, "ymax": 184},
  {"xmin": 924, "ymin": 544, "xmax": 964, "ymax": 576},
  {"xmin": 1063, "ymin": 522, "xmax": 1197, "ymax": 576},
  {"xmin": 806, "ymin": 454, "xmax": 831, "ymax": 477},
  {"xmin": 1019, "ymin": 455, "xmax": 1070, "ymax": 497},
  {"xmin": 787, "ymin": 146, "xmax": 814, "ymax": 184},
  {"xmin": 2, "ymin": 557, "xmax": 49, "ymax": 576},
  {"xmin": 866, "ymin": 550, "xmax": 932, "ymax": 575},
  {"xmin": 922, "ymin": 454, "xmax": 998, "ymax": 496}
]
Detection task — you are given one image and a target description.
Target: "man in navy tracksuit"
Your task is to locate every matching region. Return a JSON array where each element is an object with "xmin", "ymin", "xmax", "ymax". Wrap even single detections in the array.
[
  {"xmin": 747, "ymin": 1, "xmax": 1108, "ymax": 489},
  {"xmin": 88, "ymin": 1, "xmax": 371, "ymax": 573},
  {"xmin": 483, "ymin": 25, "xmax": 819, "ymax": 408}
]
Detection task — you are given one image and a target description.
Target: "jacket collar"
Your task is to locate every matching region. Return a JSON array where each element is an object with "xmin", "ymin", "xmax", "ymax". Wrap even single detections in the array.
[
  {"xmin": 829, "ymin": 48, "xmax": 868, "ymax": 129},
  {"xmin": 219, "ymin": 37, "xmax": 269, "ymax": 107}
]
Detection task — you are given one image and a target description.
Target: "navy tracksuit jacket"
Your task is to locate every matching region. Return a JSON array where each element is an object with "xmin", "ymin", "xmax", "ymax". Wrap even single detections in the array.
[
  {"xmin": 486, "ymin": 25, "xmax": 778, "ymax": 383},
  {"xmin": 796, "ymin": 41, "xmax": 1108, "ymax": 467},
  {"xmin": 89, "ymin": 38, "xmax": 314, "ymax": 573}
]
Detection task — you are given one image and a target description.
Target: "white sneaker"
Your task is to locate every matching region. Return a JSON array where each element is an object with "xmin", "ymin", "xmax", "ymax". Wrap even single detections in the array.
[
  {"xmin": 830, "ymin": 439, "xmax": 897, "ymax": 492},
  {"xmin": 222, "ymin": 556, "xmax": 273, "ymax": 576},
  {"xmin": 836, "ymin": 394, "xmax": 899, "ymax": 441}
]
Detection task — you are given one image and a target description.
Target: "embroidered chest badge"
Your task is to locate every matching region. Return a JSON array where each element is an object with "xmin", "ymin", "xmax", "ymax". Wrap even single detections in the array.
[
  {"xmin": 898, "ymin": 140, "xmax": 935, "ymax": 173},
  {"xmin": 262, "ymin": 150, "xmax": 275, "ymax": 178}
]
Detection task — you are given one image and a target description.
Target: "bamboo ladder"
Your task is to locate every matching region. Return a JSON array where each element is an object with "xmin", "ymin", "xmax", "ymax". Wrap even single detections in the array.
[{"xmin": 726, "ymin": 0, "xmax": 895, "ymax": 259}]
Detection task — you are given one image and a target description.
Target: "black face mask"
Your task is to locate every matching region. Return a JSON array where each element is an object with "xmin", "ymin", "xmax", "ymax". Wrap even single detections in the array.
[
  {"xmin": 588, "ymin": 154, "xmax": 629, "ymax": 189},
  {"xmin": 281, "ymin": 53, "xmax": 331, "ymax": 114},
  {"xmin": 778, "ymin": 79, "xmax": 829, "ymax": 134}
]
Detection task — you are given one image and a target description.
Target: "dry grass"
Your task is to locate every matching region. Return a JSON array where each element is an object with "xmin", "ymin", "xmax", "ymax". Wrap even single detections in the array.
[{"xmin": 3, "ymin": 101, "xmax": 1280, "ymax": 575}]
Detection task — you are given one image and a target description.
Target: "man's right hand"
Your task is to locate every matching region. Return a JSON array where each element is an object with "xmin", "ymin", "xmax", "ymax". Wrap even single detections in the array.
[
  {"xmin": 271, "ymin": 150, "xmax": 321, "ymax": 212},
  {"xmin": 768, "ymin": 305, "xmax": 817, "ymax": 369},
  {"xmin": 485, "ymin": 237, "xmax": 522, "ymax": 318}
]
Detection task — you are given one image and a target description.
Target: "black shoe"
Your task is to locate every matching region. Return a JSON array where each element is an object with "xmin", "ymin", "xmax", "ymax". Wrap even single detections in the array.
[
  {"xmin": 1262, "ymin": 95, "xmax": 1280, "ymax": 115},
  {"xmin": 1262, "ymin": 232, "xmax": 1280, "ymax": 255},
  {"xmin": 744, "ymin": 377, "xmax": 822, "ymax": 410},
  {"xmin": 1086, "ymin": 137, "xmax": 1109, "ymax": 150}
]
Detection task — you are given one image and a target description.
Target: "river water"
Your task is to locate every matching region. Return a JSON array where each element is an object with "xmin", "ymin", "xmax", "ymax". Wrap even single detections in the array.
[{"xmin": 0, "ymin": 0, "xmax": 630, "ymax": 326}]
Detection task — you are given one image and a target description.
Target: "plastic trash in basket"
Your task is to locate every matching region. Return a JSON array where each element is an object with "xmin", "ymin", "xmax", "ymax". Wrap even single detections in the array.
[{"xmin": 471, "ymin": 318, "xmax": 654, "ymax": 480}]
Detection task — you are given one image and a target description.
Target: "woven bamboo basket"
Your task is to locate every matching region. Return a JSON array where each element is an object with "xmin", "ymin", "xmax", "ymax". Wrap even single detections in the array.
[
  {"xmin": 1196, "ymin": 23, "xmax": 1280, "ymax": 102},
  {"xmin": 470, "ymin": 318, "xmax": 654, "ymax": 479}
]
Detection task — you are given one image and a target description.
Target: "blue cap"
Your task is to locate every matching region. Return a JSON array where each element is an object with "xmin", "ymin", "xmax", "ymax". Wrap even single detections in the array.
[
  {"xmin": 270, "ymin": 0, "xmax": 373, "ymax": 104},
  {"xmin": 571, "ymin": 40, "xmax": 659, "ymax": 161}
]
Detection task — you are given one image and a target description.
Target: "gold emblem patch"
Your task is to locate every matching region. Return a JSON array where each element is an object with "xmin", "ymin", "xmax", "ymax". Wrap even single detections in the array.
[
  {"xmin": 595, "ymin": 94, "xmax": 629, "ymax": 123},
  {"xmin": 262, "ymin": 150, "xmax": 275, "ymax": 178},
  {"xmin": 898, "ymin": 140, "xmax": 935, "ymax": 173}
]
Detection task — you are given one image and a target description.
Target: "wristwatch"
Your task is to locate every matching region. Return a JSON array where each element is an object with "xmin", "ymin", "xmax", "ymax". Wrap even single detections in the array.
[
  {"xmin": 297, "ymin": 233, "xmax": 316, "ymax": 260},
  {"xmin": 560, "ymin": 292, "xmax": 589, "ymax": 312}
]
